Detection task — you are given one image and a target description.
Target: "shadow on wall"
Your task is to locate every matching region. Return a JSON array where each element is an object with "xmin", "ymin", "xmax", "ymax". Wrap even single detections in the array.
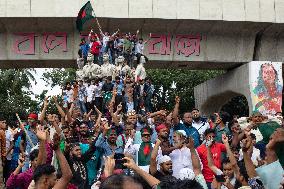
[{"xmin": 200, "ymin": 91, "xmax": 249, "ymax": 116}]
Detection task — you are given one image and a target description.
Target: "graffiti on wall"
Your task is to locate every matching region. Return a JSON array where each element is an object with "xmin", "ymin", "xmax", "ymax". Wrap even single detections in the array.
[
  {"xmin": 251, "ymin": 61, "xmax": 283, "ymax": 115},
  {"xmin": 11, "ymin": 32, "xmax": 202, "ymax": 58},
  {"xmin": 12, "ymin": 32, "xmax": 68, "ymax": 55},
  {"xmin": 147, "ymin": 33, "xmax": 201, "ymax": 57}
]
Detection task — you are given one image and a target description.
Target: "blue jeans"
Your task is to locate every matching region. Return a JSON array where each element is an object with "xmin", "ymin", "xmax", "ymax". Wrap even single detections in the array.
[{"xmin": 78, "ymin": 100, "xmax": 87, "ymax": 114}]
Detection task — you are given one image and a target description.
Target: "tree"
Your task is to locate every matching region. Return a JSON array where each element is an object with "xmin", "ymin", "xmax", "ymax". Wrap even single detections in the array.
[
  {"xmin": 0, "ymin": 69, "xmax": 39, "ymax": 122},
  {"xmin": 147, "ymin": 69, "xmax": 223, "ymax": 113},
  {"xmin": 42, "ymin": 68, "xmax": 77, "ymax": 87}
]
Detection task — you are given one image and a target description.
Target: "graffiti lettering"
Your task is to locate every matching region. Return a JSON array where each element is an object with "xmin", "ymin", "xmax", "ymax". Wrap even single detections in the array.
[
  {"xmin": 175, "ymin": 35, "xmax": 201, "ymax": 57},
  {"xmin": 147, "ymin": 33, "xmax": 202, "ymax": 57},
  {"xmin": 12, "ymin": 33, "xmax": 36, "ymax": 55},
  {"xmin": 41, "ymin": 32, "xmax": 67, "ymax": 53},
  {"xmin": 148, "ymin": 34, "xmax": 171, "ymax": 55}
]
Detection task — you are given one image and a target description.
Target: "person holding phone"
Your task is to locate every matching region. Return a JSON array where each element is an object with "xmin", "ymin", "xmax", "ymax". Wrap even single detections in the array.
[{"xmin": 197, "ymin": 129, "xmax": 227, "ymax": 189}]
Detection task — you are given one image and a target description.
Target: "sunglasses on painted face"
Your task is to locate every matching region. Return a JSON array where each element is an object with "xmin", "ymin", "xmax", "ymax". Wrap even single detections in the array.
[{"xmin": 142, "ymin": 134, "xmax": 151, "ymax": 137}]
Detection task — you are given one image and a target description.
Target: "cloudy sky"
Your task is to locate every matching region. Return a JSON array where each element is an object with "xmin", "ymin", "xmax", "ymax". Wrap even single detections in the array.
[{"xmin": 30, "ymin": 68, "xmax": 61, "ymax": 99}]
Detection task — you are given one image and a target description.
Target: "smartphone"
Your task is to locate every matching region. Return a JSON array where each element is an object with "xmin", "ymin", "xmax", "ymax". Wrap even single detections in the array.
[
  {"xmin": 215, "ymin": 175, "xmax": 226, "ymax": 183},
  {"xmin": 114, "ymin": 153, "xmax": 126, "ymax": 169}
]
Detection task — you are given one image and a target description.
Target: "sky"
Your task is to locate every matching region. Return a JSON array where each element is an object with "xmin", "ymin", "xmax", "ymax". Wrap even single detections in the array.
[{"xmin": 30, "ymin": 68, "xmax": 61, "ymax": 100}]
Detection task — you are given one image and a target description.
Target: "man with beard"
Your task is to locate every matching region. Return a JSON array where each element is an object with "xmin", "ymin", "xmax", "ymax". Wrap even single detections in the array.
[
  {"xmin": 191, "ymin": 108, "xmax": 210, "ymax": 142},
  {"xmin": 95, "ymin": 122, "xmax": 123, "ymax": 157},
  {"xmin": 172, "ymin": 96, "xmax": 200, "ymax": 147},
  {"xmin": 79, "ymin": 121, "xmax": 91, "ymax": 144},
  {"xmin": 156, "ymin": 124, "xmax": 180, "ymax": 155},
  {"xmin": 65, "ymin": 132, "xmax": 99, "ymax": 189},
  {"xmin": 150, "ymin": 138, "xmax": 174, "ymax": 180},
  {"xmin": 76, "ymin": 121, "xmax": 103, "ymax": 188}
]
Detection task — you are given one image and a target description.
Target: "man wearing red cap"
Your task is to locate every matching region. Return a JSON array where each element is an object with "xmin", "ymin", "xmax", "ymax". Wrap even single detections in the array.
[
  {"xmin": 155, "ymin": 124, "xmax": 180, "ymax": 156},
  {"xmin": 22, "ymin": 113, "xmax": 39, "ymax": 171}
]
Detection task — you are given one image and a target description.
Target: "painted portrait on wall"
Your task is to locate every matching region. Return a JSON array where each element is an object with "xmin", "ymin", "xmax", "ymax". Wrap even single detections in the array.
[{"xmin": 250, "ymin": 61, "xmax": 283, "ymax": 115}]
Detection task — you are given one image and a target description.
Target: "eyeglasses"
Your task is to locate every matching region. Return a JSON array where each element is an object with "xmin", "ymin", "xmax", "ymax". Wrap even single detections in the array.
[{"xmin": 142, "ymin": 134, "xmax": 151, "ymax": 137}]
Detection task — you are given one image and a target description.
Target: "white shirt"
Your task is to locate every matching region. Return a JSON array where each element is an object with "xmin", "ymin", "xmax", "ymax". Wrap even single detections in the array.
[
  {"xmin": 102, "ymin": 36, "xmax": 110, "ymax": 47},
  {"xmin": 5, "ymin": 128, "xmax": 14, "ymax": 160},
  {"xmin": 65, "ymin": 89, "xmax": 74, "ymax": 103},
  {"xmin": 86, "ymin": 85, "xmax": 95, "ymax": 102},
  {"xmin": 94, "ymin": 83, "xmax": 102, "ymax": 97},
  {"xmin": 169, "ymin": 146, "xmax": 202, "ymax": 178},
  {"xmin": 192, "ymin": 120, "xmax": 210, "ymax": 139},
  {"xmin": 135, "ymin": 43, "xmax": 144, "ymax": 54}
]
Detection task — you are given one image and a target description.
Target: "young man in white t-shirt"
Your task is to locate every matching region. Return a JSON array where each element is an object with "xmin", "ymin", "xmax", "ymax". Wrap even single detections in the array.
[{"xmin": 86, "ymin": 80, "xmax": 95, "ymax": 112}]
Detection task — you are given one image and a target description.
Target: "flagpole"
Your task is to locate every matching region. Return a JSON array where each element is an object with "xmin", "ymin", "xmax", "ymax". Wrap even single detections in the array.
[{"xmin": 95, "ymin": 17, "xmax": 102, "ymax": 30}]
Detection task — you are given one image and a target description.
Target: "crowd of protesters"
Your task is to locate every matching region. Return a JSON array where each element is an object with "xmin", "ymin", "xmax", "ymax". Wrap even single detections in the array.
[
  {"xmin": 0, "ymin": 29, "xmax": 284, "ymax": 189},
  {"xmin": 78, "ymin": 28, "xmax": 148, "ymax": 68},
  {"xmin": 0, "ymin": 87, "xmax": 284, "ymax": 189}
]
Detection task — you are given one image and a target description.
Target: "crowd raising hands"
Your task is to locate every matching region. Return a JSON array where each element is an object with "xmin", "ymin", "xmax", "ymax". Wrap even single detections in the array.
[{"xmin": 0, "ymin": 92, "xmax": 284, "ymax": 189}]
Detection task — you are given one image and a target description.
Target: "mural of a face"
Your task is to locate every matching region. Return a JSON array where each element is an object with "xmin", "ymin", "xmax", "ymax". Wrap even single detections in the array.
[
  {"xmin": 87, "ymin": 53, "xmax": 94, "ymax": 62},
  {"xmin": 262, "ymin": 64, "xmax": 276, "ymax": 85}
]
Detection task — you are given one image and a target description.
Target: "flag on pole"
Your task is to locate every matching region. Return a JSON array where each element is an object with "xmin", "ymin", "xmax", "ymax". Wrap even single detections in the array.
[{"xmin": 76, "ymin": 1, "xmax": 95, "ymax": 32}]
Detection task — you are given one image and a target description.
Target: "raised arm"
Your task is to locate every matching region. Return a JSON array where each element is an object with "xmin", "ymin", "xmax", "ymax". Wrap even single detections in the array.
[
  {"xmin": 150, "ymin": 139, "xmax": 161, "ymax": 175},
  {"xmin": 39, "ymin": 96, "xmax": 49, "ymax": 123},
  {"xmin": 124, "ymin": 157, "xmax": 160, "ymax": 187},
  {"xmin": 187, "ymin": 137, "xmax": 202, "ymax": 175},
  {"xmin": 53, "ymin": 96, "xmax": 66, "ymax": 120},
  {"xmin": 207, "ymin": 141, "xmax": 220, "ymax": 174},
  {"xmin": 265, "ymin": 128, "xmax": 283, "ymax": 164},
  {"xmin": 242, "ymin": 136, "xmax": 258, "ymax": 178},
  {"xmin": 222, "ymin": 134, "xmax": 239, "ymax": 173},
  {"xmin": 172, "ymin": 96, "xmax": 180, "ymax": 126},
  {"xmin": 112, "ymin": 103, "xmax": 122, "ymax": 127},
  {"xmin": 94, "ymin": 105, "xmax": 102, "ymax": 127},
  {"xmin": 36, "ymin": 125, "xmax": 47, "ymax": 165},
  {"xmin": 53, "ymin": 133, "xmax": 72, "ymax": 189}
]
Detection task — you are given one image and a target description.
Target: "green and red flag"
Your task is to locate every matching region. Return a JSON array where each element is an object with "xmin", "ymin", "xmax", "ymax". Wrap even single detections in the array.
[{"xmin": 76, "ymin": 1, "xmax": 95, "ymax": 32}]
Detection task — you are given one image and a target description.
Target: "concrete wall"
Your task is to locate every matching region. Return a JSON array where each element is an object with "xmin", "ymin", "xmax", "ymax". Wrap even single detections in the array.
[
  {"xmin": 0, "ymin": 0, "xmax": 284, "ymax": 23},
  {"xmin": 194, "ymin": 63, "xmax": 252, "ymax": 115},
  {"xmin": 1, "ymin": 17, "xmax": 284, "ymax": 69},
  {"xmin": 194, "ymin": 61, "xmax": 283, "ymax": 115}
]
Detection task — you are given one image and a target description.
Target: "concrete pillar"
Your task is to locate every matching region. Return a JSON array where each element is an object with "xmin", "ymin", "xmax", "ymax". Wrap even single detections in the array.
[{"xmin": 194, "ymin": 61, "xmax": 283, "ymax": 116}]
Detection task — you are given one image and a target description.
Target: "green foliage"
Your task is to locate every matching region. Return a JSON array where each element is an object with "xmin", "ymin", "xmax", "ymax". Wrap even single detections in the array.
[
  {"xmin": 0, "ymin": 69, "xmax": 39, "ymax": 121},
  {"xmin": 147, "ymin": 69, "xmax": 224, "ymax": 113},
  {"xmin": 42, "ymin": 68, "xmax": 77, "ymax": 87}
]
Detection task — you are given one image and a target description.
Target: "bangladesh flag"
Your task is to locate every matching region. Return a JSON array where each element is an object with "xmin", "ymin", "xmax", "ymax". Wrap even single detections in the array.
[{"xmin": 76, "ymin": 1, "xmax": 95, "ymax": 32}]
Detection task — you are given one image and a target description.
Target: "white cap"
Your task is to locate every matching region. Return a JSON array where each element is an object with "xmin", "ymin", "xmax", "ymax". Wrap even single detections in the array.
[
  {"xmin": 176, "ymin": 130, "xmax": 187, "ymax": 137},
  {"xmin": 177, "ymin": 168, "xmax": 195, "ymax": 180},
  {"xmin": 158, "ymin": 155, "xmax": 172, "ymax": 165}
]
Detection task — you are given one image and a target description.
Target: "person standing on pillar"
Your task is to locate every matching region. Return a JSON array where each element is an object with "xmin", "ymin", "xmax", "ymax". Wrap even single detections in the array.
[
  {"xmin": 172, "ymin": 96, "xmax": 200, "ymax": 147},
  {"xmin": 78, "ymin": 79, "xmax": 88, "ymax": 114},
  {"xmin": 191, "ymin": 108, "xmax": 210, "ymax": 142}
]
